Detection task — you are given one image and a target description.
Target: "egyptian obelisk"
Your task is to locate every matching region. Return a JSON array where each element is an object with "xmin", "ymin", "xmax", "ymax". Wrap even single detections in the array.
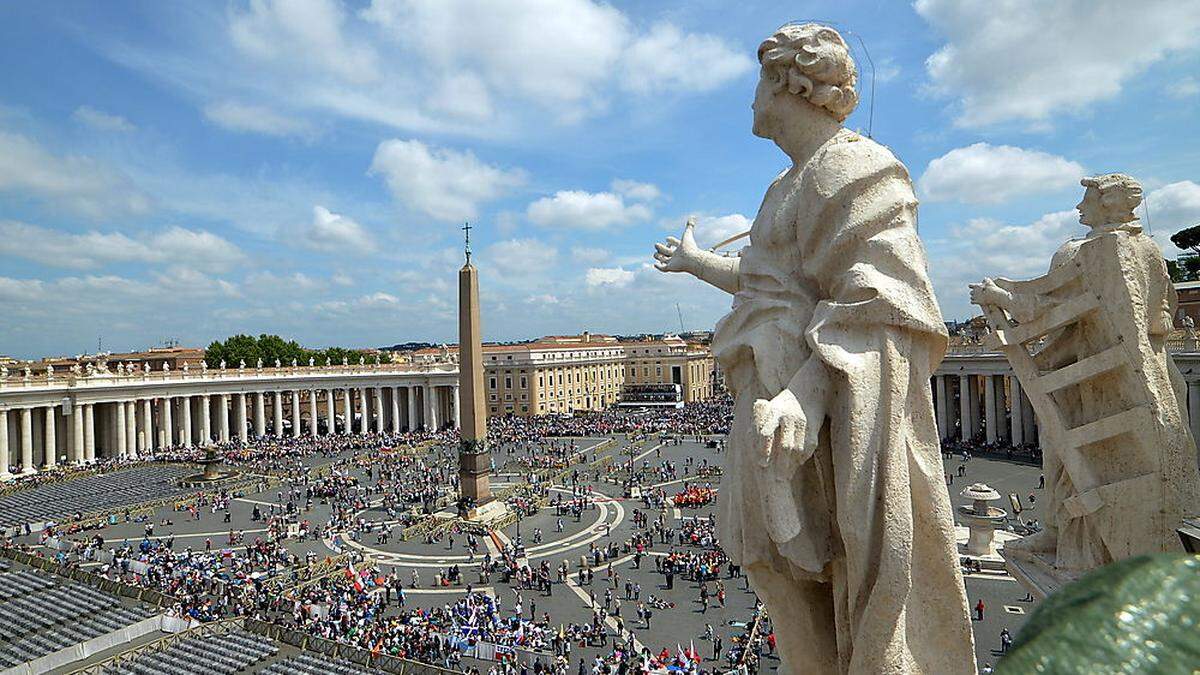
[{"xmin": 458, "ymin": 223, "xmax": 492, "ymax": 512}]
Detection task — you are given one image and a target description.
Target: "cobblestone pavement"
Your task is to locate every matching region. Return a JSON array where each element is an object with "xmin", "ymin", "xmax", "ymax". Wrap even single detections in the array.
[{"xmin": 12, "ymin": 437, "xmax": 1045, "ymax": 673}]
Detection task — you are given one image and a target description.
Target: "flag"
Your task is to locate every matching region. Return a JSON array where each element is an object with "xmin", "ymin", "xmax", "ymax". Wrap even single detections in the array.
[{"xmin": 347, "ymin": 560, "xmax": 364, "ymax": 592}]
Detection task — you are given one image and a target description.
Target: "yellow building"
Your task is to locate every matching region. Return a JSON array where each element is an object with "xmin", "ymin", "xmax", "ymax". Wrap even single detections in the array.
[{"xmin": 412, "ymin": 332, "xmax": 715, "ymax": 417}]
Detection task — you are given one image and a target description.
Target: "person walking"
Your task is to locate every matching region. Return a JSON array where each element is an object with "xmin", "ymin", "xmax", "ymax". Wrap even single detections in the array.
[{"xmin": 975, "ymin": 598, "xmax": 985, "ymax": 621}]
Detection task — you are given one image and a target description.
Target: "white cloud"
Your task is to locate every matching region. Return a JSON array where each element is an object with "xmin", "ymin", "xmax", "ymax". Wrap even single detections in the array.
[
  {"xmin": 619, "ymin": 22, "xmax": 754, "ymax": 95},
  {"xmin": 916, "ymin": 0, "xmax": 1200, "ymax": 127},
  {"xmin": 0, "ymin": 131, "xmax": 151, "ymax": 218},
  {"xmin": 369, "ymin": 139, "xmax": 525, "ymax": 222},
  {"xmin": 331, "ymin": 272, "xmax": 354, "ymax": 286},
  {"xmin": 203, "ymin": 101, "xmax": 315, "ymax": 138},
  {"xmin": 363, "ymin": 0, "xmax": 750, "ymax": 121},
  {"xmin": 570, "ymin": 246, "xmax": 610, "ymax": 264},
  {"xmin": 1170, "ymin": 76, "xmax": 1200, "ymax": 99},
  {"xmin": 528, "ymin": 190, "xmax": 652, "ymax": 231},
  {"xmin": 229, "ymin": 0, "xmax": 378, "ymax": 84},
  {"xmin": 585, "ymin": 266, "xmax": 635, "ymax": 288},
  {"xmin": 525, "ymin": 294, "xmax": 560, "ymax": 305},
  {"xmin": 687, "ymin": 213, "xmax": 752, "ymax": 249},
  {"xmin": 611, "ymin": 179, "xmax": 660, "ymax": 202},
  {"xmin": 1149, "ymin": 181, "xmax": 1200, "ymax": 244},
  {"xmin": 302, "ymin": 205, "xmax": 373, "ymax": 251},
  {"xmin": 0, "ymin": 221, "xmax": 244, "ymax": 272},
  {"xmin": 72, "ymin": 106, "xmax": 136, "ymax": 132},
  {"xmin": 919, "ymin": 143, "xmax": 1085, "ymax": 204},
  {"xmin": 484, "ymin": 238, "xmax": 557, "ymax": 278}
]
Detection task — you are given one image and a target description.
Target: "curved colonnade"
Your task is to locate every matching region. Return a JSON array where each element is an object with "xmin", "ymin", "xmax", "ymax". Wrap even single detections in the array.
[{"xmin": 0, "ymin": 363, "xmax": 461, "ymax": 480}]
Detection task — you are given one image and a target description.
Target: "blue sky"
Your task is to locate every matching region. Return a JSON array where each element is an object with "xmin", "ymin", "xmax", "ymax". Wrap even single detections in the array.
[{"xmin": 1, "ymin": 0, "xmax": 1198, "ymax": 359}]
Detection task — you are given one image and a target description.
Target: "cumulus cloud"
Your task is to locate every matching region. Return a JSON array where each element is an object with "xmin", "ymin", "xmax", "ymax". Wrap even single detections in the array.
[
  {"xmin": 916, "ymin": 0, "xmax": 1200, "ymax": 127},
  {"xmin": 528, "ymin": 190, "xmax": 652, "ymax": 231},
  {"xmin": 370, "ymin": 139, "xmax": 525, "ymax": 222},
  {"xmin": 203, "ymin": 101, "xmax": 315, "ymax": 138},
  {"xmin": 484, "ymin": 238, "xmax": 558, "ymax": 279},
  {"xmin": 1149, "ymin": 181, "xmax": 1200, "ymax": 245},
  {"xmin": 611, "ymin": 179, "xmax": 660, "ymax": 202},
  {"xmin": 619, "ymin": 22, "xmax": 754, "ymax": 94},
  {"xmin": 363, "ymin": 0, "xmax": 751, "ymax": 121},
  {"xmin": 1170, "ymin": 76, "xmax": 1200, "ymax": 99},
  {"xmin": 229, "ymin": 0, "xmax": 378, "ymax": 84},
  {"xmin": 687, "ymin": 213, "xmax": 752, "ymax": 249},
  {"xmin": 0, "ymin": 221, "xmax": 244, "ymax": 272},
  {"xmin": 919, "ymin": 143, "xmax": 1085, "ymax": 204},
  {"xmin": 72, "ymin": 106, "xmax": 136, "ymax": 132},
  {"xmin": 585, "ymin": 266, "xmax": 635, "ymax": 288},
  {"xmin": 0, "ymin": 131, "xmax": 151, "ymax": 218},
  {"xmin": 302, "ymin": 205, "xmax": 373, "ymax": 251}
]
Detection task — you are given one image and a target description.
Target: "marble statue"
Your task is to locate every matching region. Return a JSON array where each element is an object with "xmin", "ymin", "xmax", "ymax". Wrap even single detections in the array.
[
  {"xmin": 292, "ymin": 358, "xmax": 298, "ymax": 368},
  {"xmin": 275, "ymin": 358, "xmax": 281, "ymax": 369},
  {"xmin": 163, "ymin": 362, "xmax": 170, "ymax": 372},
  {"xmin": 45, "ymin": 364, "xmax": 54, "ymax": 379},
  {"xmin": 358, "ymin": 355, "xmax": 365, "ymax": 366},
  {"xmin": 971, "ymin": 174, "xmax": 1200, "ymax": 584},
  {"xmin": 308, "ymin": 357, "xmax": 314, "ymax": 367},
  {"xmin": 71, "ymin": 364, "xmax": 81, "ymax": 376},
  {"xmin": 238, "ymin": 359, "xmax": 245, "ymax": 370},
  {"xmin": 117, "ymin": 363, "xmax": 125, "ymax": 376},
  {"xmin": 220, "ymin": 359, "xmax": 226, "ymax": 370},
  {"xmin": 82, "ymin": 365, "xmax": 92, "ymax": 377},
  {"xmin": 341, "ymin": 357, "xmax": 348, "ymax": 367},
  {"xmin": 201, "ymin": 361, "xmax": 208, "ymax": 373},
  {"xmin": 653, "ymin": 23, "xmax": 974, "ymax": 673},
  {"xmin": 182, "ymin": 362, "xmax": 189, "ymax": 374},
  {"xmin": 1, "ymin": 366, "xmax": 7, "ymax": 379},
  {"xmin": 256, "ymin": 358, "xmax": 263, "ymax": 370},
  {"xmin": 142, "ymin": 363, "xmax": 150, "ymax": 374}
]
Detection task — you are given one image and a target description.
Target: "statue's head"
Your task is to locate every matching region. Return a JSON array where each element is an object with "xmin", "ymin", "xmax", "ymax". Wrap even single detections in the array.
[
  {"xmin": 754, "ymin": 23, "xmax": 857, "ymax": 138},
  {"xmin": 1078, "ymin": 173, "xmax": 1142, "ymax": 227}
]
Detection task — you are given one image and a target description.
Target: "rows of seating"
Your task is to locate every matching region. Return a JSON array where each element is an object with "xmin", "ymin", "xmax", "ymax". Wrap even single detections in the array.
[
  {"xmin": 260, "ymin": 651, "xmax": 387, "ymax": 675},
  {"xmin": 104, "ymin": 629, "xmax": 279, "ymax": 675},
  {"xmin": 0, "ymin": 570, "xmax": 155, "ymax": 668},
  {"xmin": 0, "ymin": 465, "xmax": 194, "ymax": 529}
]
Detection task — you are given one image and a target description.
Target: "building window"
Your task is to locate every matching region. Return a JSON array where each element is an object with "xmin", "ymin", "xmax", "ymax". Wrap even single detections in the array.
[
  {"xmin": 520, "ymin": 376, "xmax": 527, "ymax": 389},
  {"xmin": 489, "ymin": 377, "xmax": 497, "ymax": 389},
  {"xmin": 505, "ymin": 376, "xmax": 512, "ymax": 389}
]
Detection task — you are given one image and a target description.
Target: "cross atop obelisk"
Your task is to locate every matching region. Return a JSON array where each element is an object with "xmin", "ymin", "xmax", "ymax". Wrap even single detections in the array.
[{"xmin": 457, "ymin": 221, "xmax": 491, "ymax": 513}]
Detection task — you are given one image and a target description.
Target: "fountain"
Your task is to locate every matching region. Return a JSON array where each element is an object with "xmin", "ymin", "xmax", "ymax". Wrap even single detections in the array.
[
  {"xmin": 180, "ymin": 443, "xmax": 239, "ymax": 487},
  {"xmin": 958, "ymin": 482, "xmax": 1008, "ymax": 557}
]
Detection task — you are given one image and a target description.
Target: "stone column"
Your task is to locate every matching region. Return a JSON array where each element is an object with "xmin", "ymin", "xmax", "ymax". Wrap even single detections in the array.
[
  {"xmin": 20, "ymin": 408, "xmax": 34, "ymax": 474},
  {"xmin": 1009, "ymin": 377, "xmax": 1024, "ymax": 446},
  {"xmin": 140, "ymin": 399, "xmax": 152, "ymax": 454},
  {"xmin": 254, "ymin": 392, "xmax": 266, "ymax": 437},
  {"xmin": 374, "ymin": 387, "xmax": 385, "ymax": 433},
  {"xmin": 390, "ymin": 387, "xmax": 401, "ymax": 433},
  {"xmin": 1189, "ymin": 380, "xmax": 1200, "ymax": 452},
  {"xmin": 291, "ymin": 391, "xmax": 301, "ymax": 438},
  {"xmin": 342, "ymin": 389, "xmax": 352, "ymax": 434},
  {"xmin": 218, "ymin": 394, "xmax": 230, "ymax": 442},
  {"xmin": 125, "ymin": 401, "xmax": 137, "ymax": 457},
  {"xmin": 71, "ymin": 404, "xmax": 84, "ymax": 464},
  {"xmin": 983, "ymin": 375, "xmax": 998, "ymax": 444},
  {"xmin": 309, "ymin": 391, "xmax": 319, "ymax": 437},
  {"xmin": 452, "ymin": 385, "xmax": 460, "ymax": 429},
  {"xmin": 324, "ymin": 389, "xmax": 335, "ymax": 435},
  {"xmin": 180, "ymin": 396, "xmax": 193, "ymax": 447},
  {"xmin": 407, "ymin": 386, "xmax": 418, "ymax": 431},
  {"xmin": 0, "ymin": 410, "xmax": 9, "ymax": 480},
  {"xmin": 935, "ymin": 376, "xmax": 950, "ymax": 441},
  {"xmin": 200, "ymin": 395, "xmax": 212, "ymax": 444},
  {"xmin": 1021, "ymin": 390, "xmax": 1036, "ymax": 446},
  {"xmin": 236, "ymin": 393, "xmax": 249, "ymax": 443},
  {"xmin": 273, "ymin": 391, "xmax": 284, "ymax": 437},
  {"xmin": 958, "ymin": 375, "xmax": 972, "ymax": 443},
  {"xmin": 84, "ymin": 404, "xmax": 95, "ymax": 462},
  {"xmin": 162, "ymin": 398, "xmax": 174, "ymax": 448},
  {"xmin": 358, "ymin": 388, "xmax": 368, "ymax": 434},
  {"xmin": 425, "ymin": 385, "xmax": 438, "ymax": 429},
  {"xmin": 43, "ymin": 405, "xmax": 57, "ymax": 468},
  {"xmin": 116, "ymin": 401, "xmax": 128, "ymax": 459}
]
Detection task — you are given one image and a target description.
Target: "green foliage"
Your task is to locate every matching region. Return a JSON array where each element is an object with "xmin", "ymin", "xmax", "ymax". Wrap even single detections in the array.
[
  {"xmin": 1167, "ymin": 255, "xmax": 1200, "ymax": 283},
  {"xmin": 997, "ymin": 554, "xmax": 1200, "ymax": 674},
  {"xmin": 204, "ymin": 334, "xmax": 377, "ymax": 368},
  {"xmin": 1170, "ymin": 224, "xmax": 1200, "ymax": 255}
]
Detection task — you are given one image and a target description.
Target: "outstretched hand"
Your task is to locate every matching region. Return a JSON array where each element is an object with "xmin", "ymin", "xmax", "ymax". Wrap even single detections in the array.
[{"xmin": 653, "ymin": 217, "xmax": 701, "ymax": 274}]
